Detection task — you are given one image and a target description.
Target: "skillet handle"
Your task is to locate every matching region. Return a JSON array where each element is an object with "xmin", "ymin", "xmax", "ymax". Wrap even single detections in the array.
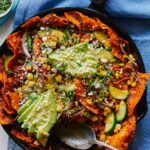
[{"xmin": 88, "ymin": 0, "xmax": 106, "ymax": 13}]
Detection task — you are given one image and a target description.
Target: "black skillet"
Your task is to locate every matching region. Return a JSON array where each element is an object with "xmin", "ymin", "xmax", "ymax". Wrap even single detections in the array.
[{"xmin": 1, "ymin": 0, "xmax": 147, "ymax": 149}]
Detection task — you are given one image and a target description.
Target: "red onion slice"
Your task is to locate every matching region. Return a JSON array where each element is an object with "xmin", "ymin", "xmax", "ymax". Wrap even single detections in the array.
[{"xmin": 21, "ymin": 32, "xmax": 31, "ymax": 58}]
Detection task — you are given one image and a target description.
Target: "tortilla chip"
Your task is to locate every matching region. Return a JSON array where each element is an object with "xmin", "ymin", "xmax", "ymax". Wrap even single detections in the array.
[
  {"xmin": 38, "ymin": 13, "xmax": 68, "ymax": 27},
  {"xmin": 11, "ymin": 128, "xmax": 44, "ymax": 149},
  {"xmin": 0, "ymin": 73, "xmax": 4, "ymax": 84},
  {"xmin": 21, "ymin": 16, "xmax": 40, "ymax": 28},
  {"xmin": 2, "ymin": 72, "xmax": 9, "ymax": 88},
  {"xmin": 1, "ymin": 85, "xmax": 16, "ymax": 114},
  {"xmin": 7, "ymin": 91, "xmax": 19, "ymax": 111},
  {"xmin": 74, "ymin": 79, "xmax": 100, "ymax": 114},
  {"xmin": 127, "ymin": 73, "xmax": 150, "ymax": 116},
  {"xmin": 64, "ymin": 11, "xmax": 99, "ymax": 31},
  {"xmin": 2, "ymin": 73, "xmax": 17, "ymax": 90},
  {"xmin": 6, "ymin": 31, "xmax": 23, "ymax": 55},
  {"xmin": 3, "ymin": 95, "xmax": 15, "ymax": 115},
  {"xmin": 11, "ymin": 128, "xmax": 33, "ymax": 143},
  {"xmin": 105, "ymin": 115, "xmax": 136, "ymax": 150},
  {"xmin": 0, "ymin": 100, "xmax": 13, "ymax": 124},
  {"xmin": 33, "ymin": 37, "xmax": 42, "ymax": 58}
]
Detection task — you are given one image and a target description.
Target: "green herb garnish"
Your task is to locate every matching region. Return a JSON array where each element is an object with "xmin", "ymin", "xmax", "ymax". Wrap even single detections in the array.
[{"xmin": 0, "ymin": 0, "xmax": 12, "ymax": 14}]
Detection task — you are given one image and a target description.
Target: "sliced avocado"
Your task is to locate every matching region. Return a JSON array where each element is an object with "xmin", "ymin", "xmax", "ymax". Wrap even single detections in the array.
[
  {"xmin": 51, "ymin": 29, "xmax": 66, "ymax": 44},
  {"xmin": 17, "ymin": 99, "xmax": 33, "ymax": 115},
  {"xmin": 38, "ymin": 29, "xmax": 66, "ymax": 48},
  {"xmin": 27, "ymin": 91, "xmax": 54, "ymax": 134},
  {"xmin": 21, "ymin": 95, "xmax": 45, "ymax": 129},
  {"xmin": 49, "ymin": 42, "xmax": 99, "ymax": 77},
  {"xmin": 105, "ymin": 112, "xmax": 116, "ymax": 134},
  {"xmin": 18, "ymin": 90, "xmax": 58, "ymax": 146},
  {"xmin": 109, "ymin": 85, "xmax": 129, "ymax": 100},
  {"xmin": 36, "ymin": 90, "xmax": 57, "ymax": 139},
  {"xmin": 18, "ymin": 93, "xmax": 38, "ymax": 115},
  {"xmin": 93, "ymin": 30, "xmax": 111, "ymax": 49},
  {"xmin": 99, "ymin": 49, "xmax": 115, "ymax": 62},
  {"xmin": 116, "ymin": 100, "xmax": 127, "ymax": 122},
  {"xmin": 17, "ymin": 100, "xmax": 38, "ymax": 123}
]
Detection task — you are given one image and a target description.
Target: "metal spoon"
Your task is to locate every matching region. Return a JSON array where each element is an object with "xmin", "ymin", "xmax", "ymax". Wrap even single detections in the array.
[{"xmin": 55, "ymin": 122, "xmax": 117, "ymax": 150}]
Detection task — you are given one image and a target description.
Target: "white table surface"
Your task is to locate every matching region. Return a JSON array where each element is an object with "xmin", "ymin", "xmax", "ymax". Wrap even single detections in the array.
[{"xmin": 0, "ymin": 16, "xmax": 14, "ymax": 150}]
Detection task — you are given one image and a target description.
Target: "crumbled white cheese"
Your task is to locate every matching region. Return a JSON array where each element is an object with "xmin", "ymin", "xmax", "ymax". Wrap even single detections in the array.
[
  {"xmin": 40, "ymin": 27, "xmax": 45, "ymax": 30},
  {"xmin": 42, "ymin": 36, "xmax": 47, "ymax": 42},
  {"xmin": 120, "ymin": 68, "xmax": 123, "ymax": 74},
  {"xmin": 101, "ymin": 58, "xmax": 108, "ymax": 63},
  {"xmin": 88, "ymin": 92, "xmax": 93, "ymax": 96},
  {"xmin": 60, "ymin": 45, "xmax": 66, "ymax": 50},
  {"xmin": 47, "ymin": 48, "xmax": 52, "ymax": 54},
  {"xmin": 102, "ymin": 39, "xmax": 106, "ymax": 43},
  {"xmin": 95, "ymin": 83, "xmax": 100, "ymax": 89},
  {"xmin": 46, "ymin": 32, "xmax": 49, "ymax": 35}
]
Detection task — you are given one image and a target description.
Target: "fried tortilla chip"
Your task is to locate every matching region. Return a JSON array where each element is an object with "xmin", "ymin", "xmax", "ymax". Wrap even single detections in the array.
[
  {"xmin": 74, "ymin": 79, "xmax": 100, "ymax": 114},
  {"xmin": 6, "ymin": 31, "xmax": 23, "ymax": 55},
  {"xmin": 106, "ymin": 115, "xmax": 136, "ymax": 150},
  {"xmin": 2, "ymin": 93, "xmax": 15, "ymax": 114},
  {"xmin": 11, "ymin": 128, "xmax": 33, "ymax": 143},
  {"xmin": 2, "ymin": 104, "xmax": 15, "ymax": 115},
  {"xmin": 7, "ymin": 91, "xmax": 19, "ymax": 111},
  {"xmin": 11, "ymin": 128, "xmax": 44, "ymax": 149},
  {"xmin": 0, "ymin": 100, "xmax": 13, "ymax": 124},
  {"xmin": 0, "ymin": 73, "xmax": 4, "ymax": 84},
  {"xmin": 38, "ymin": 13, "xmax": 68, "ymax": 27},
  {"xmin": 21, "ymin": 16, "xmax": 41, "ymax": 28},
  {"xmin": 127, "ymin": 73, "xmax": 150, "ymax": 116},
  {"xmin": 64, "ymin": 11, "xmax": 99, "ymax": 31}
]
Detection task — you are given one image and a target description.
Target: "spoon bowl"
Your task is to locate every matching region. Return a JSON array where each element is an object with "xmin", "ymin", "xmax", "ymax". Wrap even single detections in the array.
[{"xmin": 55, "ymin": 122, "xmax": 117, "ymax": 150}]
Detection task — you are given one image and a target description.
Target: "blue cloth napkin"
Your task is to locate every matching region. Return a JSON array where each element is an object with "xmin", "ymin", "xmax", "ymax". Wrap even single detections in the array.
[{"xmin": 8, "ymin": 0, "xmax": 150, "ymax": 150}]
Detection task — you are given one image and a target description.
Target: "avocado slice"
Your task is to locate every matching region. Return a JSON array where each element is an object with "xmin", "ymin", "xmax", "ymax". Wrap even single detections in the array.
[
  {"xmin": 36, "ymin": 90, "xmax": 57, "ymax": 139},
  {"xmin": 109, "ymin": 85, "xmax": 129, "ymax": 100},
  {"xmin": 99, "ymin": 49, "xmax": 115, "ymax": 62},
  {"xmin": 49, "ymin": 42, "xmax": 99, "ymax": 77},
  {"xmin": 93, "ymin": 30, "xmax": 111, "ymax": 49},
  {"xmin": 28, "ymin": 90, "xmax": 57, "ymax": 137},
  {"xmin": 51, "ymin": 29, "xmax": 66, "ymax": 44},
  {"xmin": 18, "ymin": 99, "xmax": 33, "ymax": 115},
  {"xmin": 18, "ymin": 93, "xmax": 38, "ymax": 115},
  {"xmin": 21, "ymin": 95, "xmax": 45, "ymax": 129},
  {"xmin": 17, "ymin": 100, "xmax": 38, "ymax": 123},
  {"xmin": 18, "ymin": 90, "xmax": 58, "ymax": 146}
]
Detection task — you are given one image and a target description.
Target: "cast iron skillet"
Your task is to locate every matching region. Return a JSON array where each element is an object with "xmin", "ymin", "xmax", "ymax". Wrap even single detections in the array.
[{"xmin": 1, "ymin": 0, "xmax": 147, "ymax": 149}]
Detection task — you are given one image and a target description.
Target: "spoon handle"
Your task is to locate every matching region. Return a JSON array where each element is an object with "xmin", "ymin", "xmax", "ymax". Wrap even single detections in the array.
[{"xmin": 95, "ymin": 140, "xmax": 117, "ymax": 150}]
